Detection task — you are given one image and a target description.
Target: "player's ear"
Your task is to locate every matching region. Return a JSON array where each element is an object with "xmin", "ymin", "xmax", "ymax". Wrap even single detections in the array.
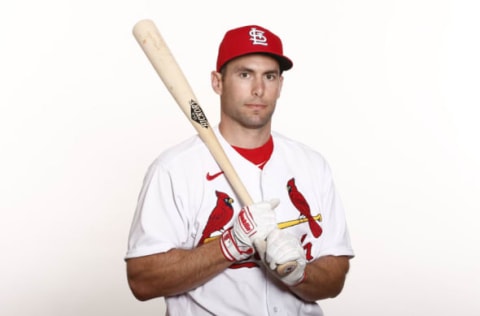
[
  {"xmin": 277, "ymin": 75, "xmax": 284, "ymax": 98},
  {"xmin": 211, "ymin": 71, "xmax": 222, "ymax": 95}
]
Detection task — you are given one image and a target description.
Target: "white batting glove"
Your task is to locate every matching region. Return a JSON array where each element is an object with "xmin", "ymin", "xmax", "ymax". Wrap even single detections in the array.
[
  {"xmin": 220, "ymin": 199, "xmax": 279, "ymax": 262},
  {"xmin": 263, "ymin": 228, "xmax": 307, "ymax": 287}
]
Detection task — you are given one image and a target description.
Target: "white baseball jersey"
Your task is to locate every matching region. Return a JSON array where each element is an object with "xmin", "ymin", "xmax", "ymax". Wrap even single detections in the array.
[{"xmin": 125, "ymin": 127, "xmax": 354, "ymax": 316}]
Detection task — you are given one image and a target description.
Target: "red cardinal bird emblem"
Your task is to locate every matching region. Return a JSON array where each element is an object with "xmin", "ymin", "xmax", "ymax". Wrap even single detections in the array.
[
  {"xmin": 198, "ymin": 191, "xmax": 234, "ymax": 245},
  {"xmin": 286, "ymin": 178, "xmax": 322, "ymax": 238}
]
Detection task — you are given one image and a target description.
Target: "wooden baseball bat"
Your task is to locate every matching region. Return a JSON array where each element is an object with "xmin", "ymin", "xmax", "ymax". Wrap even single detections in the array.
[{"xmin": 132, "ymin": 19, "xmax": 296, "ymax": 276}]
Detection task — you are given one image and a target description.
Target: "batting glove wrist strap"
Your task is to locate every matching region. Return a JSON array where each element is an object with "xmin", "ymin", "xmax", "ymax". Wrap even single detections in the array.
[
  {"xmin": 220, "ymin": 228, "xmax": 253, "ymax": 262},
  {"xmin": 220, "ymin": 199, "xmax": 280, "ymax": 262}
]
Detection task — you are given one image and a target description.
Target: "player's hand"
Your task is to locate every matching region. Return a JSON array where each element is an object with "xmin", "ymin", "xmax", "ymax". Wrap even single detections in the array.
[
  {"xmin": 262, "ymin": 228, "xmax": 307, "ymax": 286},
  {"xmin": 220, "ymin": 199, "xmax": 279, "ymax": 262}
]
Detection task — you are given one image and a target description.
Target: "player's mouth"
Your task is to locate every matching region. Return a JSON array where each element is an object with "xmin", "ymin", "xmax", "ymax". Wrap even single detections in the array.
[{"xmin": 245, "ymin": 103, "xmax": 267, "ymax": 110}]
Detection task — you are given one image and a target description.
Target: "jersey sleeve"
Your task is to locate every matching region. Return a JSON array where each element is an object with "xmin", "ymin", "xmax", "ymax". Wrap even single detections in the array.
[
  {"xmin": 316, "ymin": 161, "xmax": 355, "ymax": 258},
  {"xmin": 125, "ymin": 158, "xmax": 190, "ymax": 259}
]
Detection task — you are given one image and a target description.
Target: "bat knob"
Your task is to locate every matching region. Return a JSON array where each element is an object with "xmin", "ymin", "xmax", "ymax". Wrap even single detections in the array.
[{"xmin": 276, "ymin": 261, "xmax": 298, "ymax": 277}]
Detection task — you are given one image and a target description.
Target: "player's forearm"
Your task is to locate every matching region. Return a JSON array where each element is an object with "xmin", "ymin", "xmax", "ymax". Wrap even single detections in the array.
[
  {"xmin": 289, "ymin": 255, "xmax": 350, "ymax": 302},
  {"xmin": 127, "ymin": 239, "xmax": 231, "ymax": 300}
]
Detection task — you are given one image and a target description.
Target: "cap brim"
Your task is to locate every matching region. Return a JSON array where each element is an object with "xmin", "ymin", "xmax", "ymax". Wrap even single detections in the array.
[{"xmin": 272, "ymin": 55, "xmax": 293, "ymax": 71}]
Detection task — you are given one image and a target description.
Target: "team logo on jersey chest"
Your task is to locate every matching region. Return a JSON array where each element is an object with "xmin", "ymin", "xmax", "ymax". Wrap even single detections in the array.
[
  {"xmin": 199, "ymin": 178, "xmax": 323, "ymax": 259},
  {"xmin": 287, "ymin": 177, "xmax": 323, "ymax": 238},
  {"xmin": 198, "ymin": 191, "xmax": 234, "ymax": 246}
]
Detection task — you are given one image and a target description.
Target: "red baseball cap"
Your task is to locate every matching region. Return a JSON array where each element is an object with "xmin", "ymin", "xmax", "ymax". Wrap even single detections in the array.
[{"xmin": 216, "ymin": 25, "xmax": 293, "ymax": 72}]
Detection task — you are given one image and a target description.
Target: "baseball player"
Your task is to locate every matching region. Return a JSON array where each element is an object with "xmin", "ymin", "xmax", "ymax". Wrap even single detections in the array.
[{"xmin": 125, "ymin": 25, "xmax": 354, "ymax": 316}]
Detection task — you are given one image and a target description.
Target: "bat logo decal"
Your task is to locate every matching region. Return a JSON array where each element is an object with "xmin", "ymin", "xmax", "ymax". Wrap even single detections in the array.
[{"xmin": 190, "ymin": 99, "xmax": 209, "ymax": 128}]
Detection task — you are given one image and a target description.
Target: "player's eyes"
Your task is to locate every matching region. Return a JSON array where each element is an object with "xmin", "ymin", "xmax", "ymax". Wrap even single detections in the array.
[{"xmin": 265, "ymin": 74, "xmax": 277, "ymax": 80}]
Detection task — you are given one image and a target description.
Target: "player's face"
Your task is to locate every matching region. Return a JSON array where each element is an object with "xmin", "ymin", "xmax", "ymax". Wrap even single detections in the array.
[{"xmin": 213, "ymin": 54, "xmax": 283, "ymax": 131}]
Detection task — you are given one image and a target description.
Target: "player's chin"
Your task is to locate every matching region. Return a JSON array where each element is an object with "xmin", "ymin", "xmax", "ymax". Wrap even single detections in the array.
[
  {"xmin": 241, "ymin": 116, "xmax": 271, "ymax": 129},
  {"xmin": 244, "ymin": 111, "xmax": 273, "ymax": 126}
]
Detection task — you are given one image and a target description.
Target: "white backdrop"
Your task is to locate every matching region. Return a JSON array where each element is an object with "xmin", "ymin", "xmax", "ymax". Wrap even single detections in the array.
[{"xmin": 1, "ymin": 0, "xmax": 479, "ymax": 315}]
